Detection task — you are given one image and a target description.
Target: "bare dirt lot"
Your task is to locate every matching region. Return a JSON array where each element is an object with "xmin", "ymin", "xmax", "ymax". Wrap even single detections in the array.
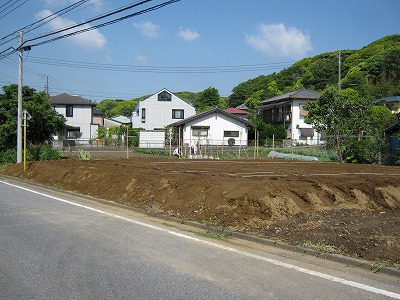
[{"xmin": 2, "ymin": 155, "xmax": 400, "ymax": 264}]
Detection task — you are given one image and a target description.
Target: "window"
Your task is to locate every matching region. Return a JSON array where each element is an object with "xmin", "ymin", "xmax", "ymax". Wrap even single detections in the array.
[
  {"xmin": 300, "ymin": 103, "xmax": 308, "ymax": 117},
  {"xmin": 224, "ymin": 131, "xmax": 239, "ymax": 137},
  {"xmin": 172, "ymin": 109, "xmax": 184, "ymax": 119},
  {"xmin": 66, "ymin": 105, "xmax": 73, "ymax": 117},
  {"xmin": 192, "ymin": 126, "xmax": 209, "ymax": 137},
  {"xmin": 300, "ymin": 128, "xmax": 314, "ymax": 137},
  {"xmin": 158, "ymin": 91, "xmax": 171, "ymax": 101},
  {"xmin": 141, "ymin": 108, "xmax": 146, "ymax": 123},
  {"xmin": 67, "ymin": 128, "xmax": 81, "ymax": 138}
]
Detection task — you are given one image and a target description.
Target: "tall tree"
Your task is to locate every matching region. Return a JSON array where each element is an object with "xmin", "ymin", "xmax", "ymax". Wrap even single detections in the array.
[
  {"xmin": 195, "ymin": 87, "xmax": 220, "ymax": 111},
  {"xmin": 304, "ymin": 86, "xmax": 371, "ymax": 161},
  {"xmin": 0, "ymin": 84, "xmax": 65, "ymax": 152}
]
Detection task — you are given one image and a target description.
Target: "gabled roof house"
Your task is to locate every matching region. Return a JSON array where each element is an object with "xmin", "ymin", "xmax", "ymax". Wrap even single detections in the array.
[
  {"xmin": 373, "ymin": 96, "xmax": 400, "ymax": 114},
  {"xmin": 50, "ymin": 93, "xmax": 97, "ymax": 145},
  {"xmin": 259, "ymin": 88, "xmax": 322, "ymax": 145},
  {"xmin": 169, "ymin": 107, "xmax": 256, "ymax": 147},
  {"xmin": 131, "ymin": 88, "xmax": 196, "ymax": 130}
]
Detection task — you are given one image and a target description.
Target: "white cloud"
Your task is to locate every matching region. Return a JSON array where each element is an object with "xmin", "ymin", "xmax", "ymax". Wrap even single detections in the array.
[
  {"xmin": 136, "ymin": 54, "xmax": 148, "ymax": 65},
  {"xmin": 245, "ymin": 23, "xmax": 312, "ymax": 58},
  {"xmin": 178, "ymin": 27, "xmax": 200, "ymax": 42},
  {"xmin": 133, "ymin": 21, "xmax": 160, "ymax": 38},
  {"xmin": 43, "ymin": 0, "xmax": 103, "ymax": 10},
  {"xmin": 35, "ymin": 9, "xmax": 106, "ymax": 50}
]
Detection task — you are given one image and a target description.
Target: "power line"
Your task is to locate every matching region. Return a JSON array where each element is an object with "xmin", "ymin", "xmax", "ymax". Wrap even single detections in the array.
[
  {"xmin": 26, "ymin": 56, "xmax": 295, "ymax": 74},
  {"xmin": 0, "ymin": 0, "xmax": 90, "ymax": 47},
  {"xmin": 23, "ymin": 0, "xmax": 180, "ymax": 48},
  {"xmin": 23, "ymin": 0, "xmax": 153, "ymax": 47},
  {"xmin": 24, "ymin": 0, "xmax": 90, "ymax": 35},
  {"xmin": 0, "ymin": 0, "xmax": 179, "ymax": 59},
  {"xmin": 0, "ymin": 0, "xmax": 29, "ymax": 21},
  {"xmin": 0, "ymin": 0, "xmax": 15, "ymax": 10}
]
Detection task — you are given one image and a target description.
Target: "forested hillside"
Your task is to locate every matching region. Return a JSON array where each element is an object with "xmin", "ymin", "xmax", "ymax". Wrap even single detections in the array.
[
  {"xmin": 97, "ymin": 34, "xmax": 399, "ymax": 115},
  {"xmin": 228, "ymin": 34, "xmax": 400, "ymax": 108}
]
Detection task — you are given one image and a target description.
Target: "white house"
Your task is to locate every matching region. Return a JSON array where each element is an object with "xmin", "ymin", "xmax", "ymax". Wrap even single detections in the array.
[
  {"xmin": 169, "ymin": 107, "xmax": 256, "ymax": 147},
  {"xmin": 50, "ymin": 93, "xmax": 97, "ymax": 145},
  {"xmin": 259, "ymin": 88, "xmax": 322, "ymax": 145},
  {"xmin": 131, "ymin": 88, "xmax": 196, "ymax": 130},
  {"xmin": 104, "ymin": 115, "xmax": 131, "ymax": 128}
]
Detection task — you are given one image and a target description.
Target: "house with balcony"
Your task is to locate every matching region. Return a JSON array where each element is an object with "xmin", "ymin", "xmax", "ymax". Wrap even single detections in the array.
[
  {"xmin": 50, "ymin": 93, "xmax": 97, "ymax": 146},
  {"xmin": 259, "ymin": 88, "xmax": 322, "ymax": 145}
]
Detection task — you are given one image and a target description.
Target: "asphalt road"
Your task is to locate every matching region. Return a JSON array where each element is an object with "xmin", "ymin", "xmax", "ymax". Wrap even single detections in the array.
[{"xmin": 1, "ymin": 178, "xmax": 399, "ymax": 300}]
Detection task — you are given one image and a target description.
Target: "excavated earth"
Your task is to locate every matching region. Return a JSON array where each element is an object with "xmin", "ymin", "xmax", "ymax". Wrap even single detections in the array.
[{"xmin": 1, "ymin": 156, "xmax": 400, "ymax": 264}]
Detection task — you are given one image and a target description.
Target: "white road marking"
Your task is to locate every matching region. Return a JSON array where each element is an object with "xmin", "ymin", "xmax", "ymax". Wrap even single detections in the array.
[{"xmin": 2, "ymin": 179, "xmax": 399, "ymax": 299}]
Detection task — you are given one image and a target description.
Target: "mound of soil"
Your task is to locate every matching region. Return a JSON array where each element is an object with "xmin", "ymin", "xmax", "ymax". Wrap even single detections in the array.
[{"xmin": 2, "ymin": 157, "xmax": 399, "ymax": 263}]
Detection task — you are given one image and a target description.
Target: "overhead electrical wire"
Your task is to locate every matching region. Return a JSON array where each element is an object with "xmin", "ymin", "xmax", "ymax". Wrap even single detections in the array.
[
  {"xmin": 24, "ymin": 0, "xmax": 152, "ymax": 44},
  {"xmin": 23, "ymin": 0, "xmax": 179, "ymax": 48},
  {"xmin": 24, "ymin": 0, "xmax": 90, "ymax": 35},
  {"xmin": 27, "ymin": 56, "xmax": 295, "ymax": 74},
  {"xmin": 0, "ymin": 0, "xmax": 89, "ymax": 47},
  {"xmin": 0, "ymin": 0, "xmax": 179, "ymax": 59},
  {"xmin": 0, "ymin": 0, "xmax": 29, "ymax": 21},
  {"xmin": 0, "ymin": 0, "xmax": 15, "ymax": 10}
]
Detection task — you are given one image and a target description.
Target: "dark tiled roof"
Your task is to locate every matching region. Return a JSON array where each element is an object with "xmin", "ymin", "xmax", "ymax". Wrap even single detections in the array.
[
  {"xmin": 50, "ymin": 93, "xmax": 95, "ymax": 106},
  {"xmin": 260, "ymin": 88, "xmax": 320, "ymax": 105},
  {"xmin": 93, "ymin": 108, "xmax": 104, "ymax": 116},
  {"xmin": 169, "ymin": 107, "xmax": 256, "ymax": 128}
]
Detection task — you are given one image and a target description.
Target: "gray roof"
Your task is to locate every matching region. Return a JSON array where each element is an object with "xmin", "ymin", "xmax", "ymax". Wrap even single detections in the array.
[
  {"xmin": 260, "ymin": 88, "xmax": 320, "ymax": 105},
  {"xmin": 373, "ymin": 95, "xmax": 400, "ymax": 104},
  {"xmin": 169, "ymin": 107, "xmax": 256, "ymax": 128},
  {"xmin": 50, "ymin": 93, "xmax": 95, "ymax": 106}
]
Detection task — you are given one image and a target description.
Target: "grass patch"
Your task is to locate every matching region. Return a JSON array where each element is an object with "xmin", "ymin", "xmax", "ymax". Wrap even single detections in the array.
[
  {"xmin": 133, "ymin": 148, "xmax": 170, "ymax": 156},
  {"xmin": 301, "ymin": 240, "xmax": 342, "ymax": 254},
  {"xmin": 200, "ymin": 230, "xmax": 232, "ymax": 240},
  {"xmin": 371, "ymin": 260, "xmax": 392, "ymax": 273},
  {"xmin": 161, "ymin": 222, "xmax": 231, "ymax": 240}
]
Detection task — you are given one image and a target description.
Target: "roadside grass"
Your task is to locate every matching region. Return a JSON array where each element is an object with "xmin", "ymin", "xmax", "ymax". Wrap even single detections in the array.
[
  {"xmin": 161, "ymin": 222, "xmax": 231, "ymax": 241},
  {"xmin": 370, "ymin": 260, "xmax": 398, "ymax": 273},
  {"xmin": 300, "ymin": 240, "xmax": 343, "ymax": 255}
]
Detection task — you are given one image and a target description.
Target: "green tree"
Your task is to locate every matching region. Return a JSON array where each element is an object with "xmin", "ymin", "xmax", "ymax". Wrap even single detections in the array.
[
  {"xmin": 0, "ymin": 84, "xmax": 65, "ymax": 152},
  {"xmin": 368, "ymin": 105, "xmax": 397, "ymax": 135},
  {"xmin": 244, "ymin": 90, "xmax": 264, "ymax": 110},
  {"xmin": 108, "ymin": 100, "xmax": 138, "ymax": 117},
  {"xmin": 304, "ymin": 86, "xmax": 371, "ymax": 162},
  {"xmin": 96, "ymin": 99, "xmax": 120, "ymax": 116},
  {"xmin": 195, "ymin": 87, "xmax": 220, "ymax": 111}
]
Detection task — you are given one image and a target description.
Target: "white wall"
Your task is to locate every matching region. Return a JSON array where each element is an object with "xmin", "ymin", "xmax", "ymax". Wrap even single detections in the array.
[
  {"xmin": 55, "ymin": 105, "xmax": 93, "ymax": 143},
  {"xmin": 181, "ymin": 112, "xmax": 249, "ymax": 146},
  {"xmin": 132, "ymin": 89, "xmax": 196, "ymax": 130},
  {"xmin": 139, "ymin": 130, "xmax": 166, "ymax": 148},
  {"xmin": 291, "ymin": 99, "xmax": 321, "ymax": 145}
]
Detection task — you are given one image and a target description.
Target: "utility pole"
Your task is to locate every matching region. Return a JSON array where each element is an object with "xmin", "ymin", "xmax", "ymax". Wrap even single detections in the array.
[
  {"xmin": 17, "ymin": 30, "xmax": 23, "ymax": 163},
  {"xmin": 338, "ymin": 51, "xmax": 341, "ymax": 93},
  {"xmin": 45, "ymin": 75, "xmax": 49, "ymax": 95}
]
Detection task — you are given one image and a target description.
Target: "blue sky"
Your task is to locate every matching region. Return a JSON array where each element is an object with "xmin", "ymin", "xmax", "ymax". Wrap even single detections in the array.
[{"xmin": 0, "ymin": 0, "xmax": 399, "ymax": 102}]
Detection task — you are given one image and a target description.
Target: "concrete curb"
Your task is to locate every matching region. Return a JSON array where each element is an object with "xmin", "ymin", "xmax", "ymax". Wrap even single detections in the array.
[{"xmin": 1, "ymin": 174, "xmax": 399, "ymax": 278}]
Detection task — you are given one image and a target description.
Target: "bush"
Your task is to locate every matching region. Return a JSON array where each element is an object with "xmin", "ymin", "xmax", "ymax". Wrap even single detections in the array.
[
  {"xmin": 0, "ymin": 145, "xmax": 61, "ymax": 165},
  {"xmin": 0, "ymin": 149, "xmax": 17, "ymax": 164},
  {"xmin": 28, "ymin": 145, "xmax": 61, "ymax": 161}
]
